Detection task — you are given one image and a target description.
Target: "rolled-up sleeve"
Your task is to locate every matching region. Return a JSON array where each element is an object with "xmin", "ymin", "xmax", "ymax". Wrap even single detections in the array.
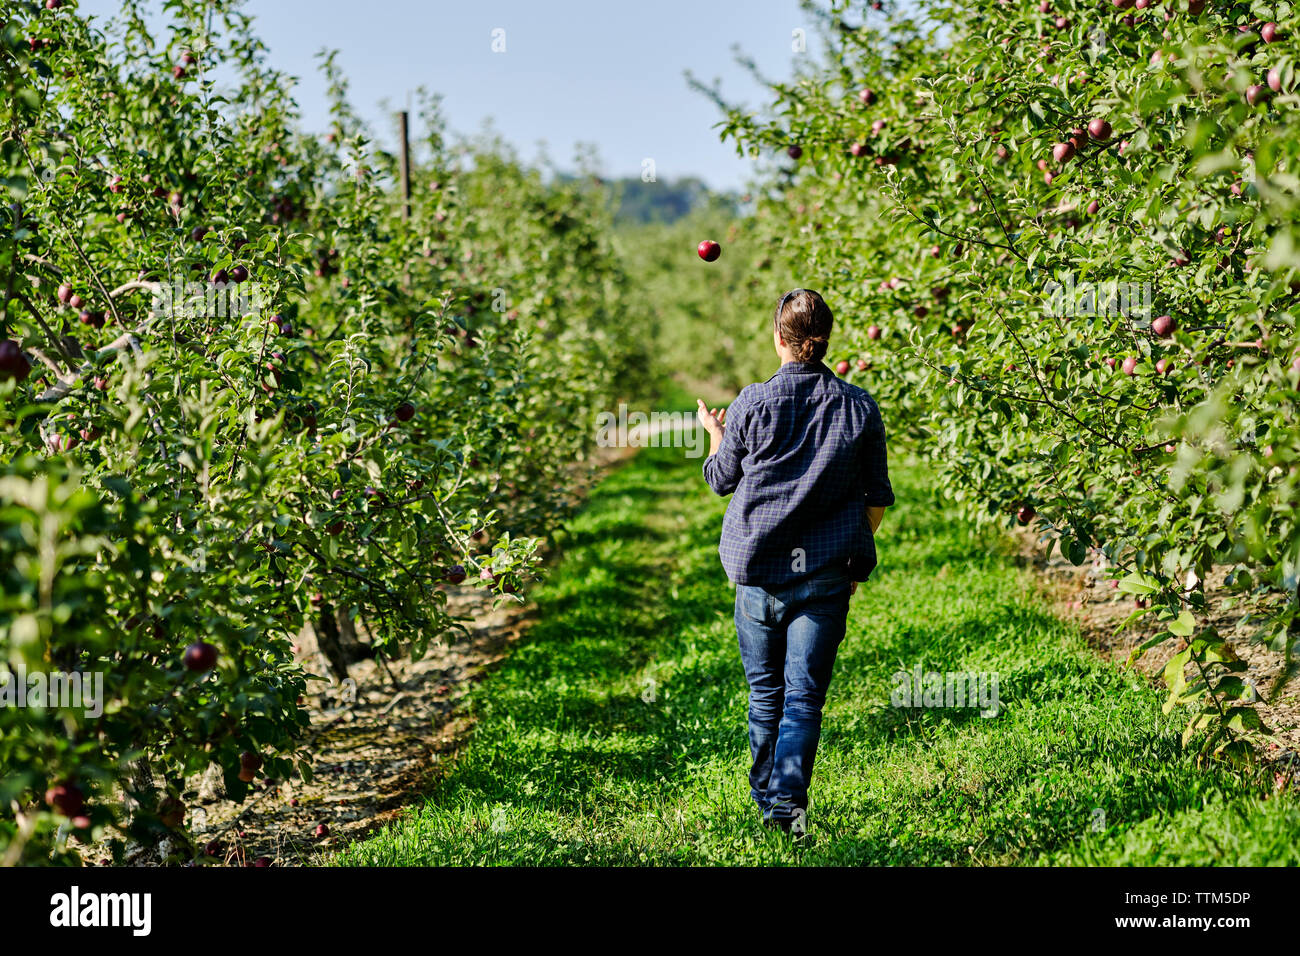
[
  {"xmin": 862, "ymin": 408, "xmax": 895, "ymax": 508},
  {"xmin": 703, "ymin": 398, "xmax": 747, "ymax": 496}
]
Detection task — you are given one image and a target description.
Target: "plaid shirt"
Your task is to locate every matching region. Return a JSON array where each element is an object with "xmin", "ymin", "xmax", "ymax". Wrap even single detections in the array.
[{"xmin": 703, "ymin": 360, "xmax": 895, "ymax": 587}]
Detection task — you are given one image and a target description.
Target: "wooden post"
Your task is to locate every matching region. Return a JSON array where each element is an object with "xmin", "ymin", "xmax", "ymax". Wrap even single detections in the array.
[{"xmin": 398, "ymin": 110, "xmax": 412, "ymax": 220}]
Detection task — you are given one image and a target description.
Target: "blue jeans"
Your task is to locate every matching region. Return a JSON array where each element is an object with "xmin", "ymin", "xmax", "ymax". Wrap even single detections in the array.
[{"xmin": 734, "ymin": 567, "xmax": 851, "ymax": 822}]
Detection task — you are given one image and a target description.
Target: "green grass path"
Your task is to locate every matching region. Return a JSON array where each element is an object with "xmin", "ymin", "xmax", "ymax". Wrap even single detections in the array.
[{"xmin": 337, "ymin": 445, "xmax": 1298, "ymax": 866}]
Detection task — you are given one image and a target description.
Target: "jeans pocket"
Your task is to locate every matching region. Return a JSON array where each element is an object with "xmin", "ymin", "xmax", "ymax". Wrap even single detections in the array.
[
  {"xmin": 807, "ymin": 569, "xmax": 851, "ymax": 601},
  {"xmin": 736, "ymin": 584, "xmax": 769, "ymax": 624}
]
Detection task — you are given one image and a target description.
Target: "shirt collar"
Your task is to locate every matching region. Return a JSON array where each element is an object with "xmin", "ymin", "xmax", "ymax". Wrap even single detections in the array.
[{"xmin": 777, "ymin": 361, "xmax": 830, "ymax": 375}]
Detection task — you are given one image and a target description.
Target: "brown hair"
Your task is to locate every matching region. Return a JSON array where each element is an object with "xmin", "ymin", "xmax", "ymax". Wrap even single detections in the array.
[{"xmin": 774, "ymin": 289, "xmax": 833, "ymax": 363}]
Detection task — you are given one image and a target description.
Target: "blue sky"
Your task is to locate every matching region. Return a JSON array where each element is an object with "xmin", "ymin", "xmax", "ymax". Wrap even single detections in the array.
[{"xmin": 77, "ymin": 0, "xmax": 829, "ymax": 191}]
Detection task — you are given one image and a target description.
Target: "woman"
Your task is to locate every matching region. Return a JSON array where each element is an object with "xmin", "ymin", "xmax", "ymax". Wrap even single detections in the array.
[{"xmin": 696, "ymin": 288, "xmax": 894, "ymax": 838}]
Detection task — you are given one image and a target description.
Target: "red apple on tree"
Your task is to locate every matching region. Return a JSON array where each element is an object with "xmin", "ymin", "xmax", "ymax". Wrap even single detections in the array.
[
  {"xmin": 867, "ymin": 325, "xmax": 882, "ymax": 340},
  {"xmin": 183, "ymin": 640, "xmax": 218, "ymax": 672},
  {"xmin": 394, "ymin": 401, "xmax": 416, "ymax": 422},
  {"xmin": 1052, "ymin": 141, "xmax": 1076, "ymax": 164},
  {"xmin": 1088, "ymin": 118, "xmax": 1112, "ymax": 140},
  {"xmin": 0, "ymin": 341, "xmax": 32, "ymax": 382},
  {"xmin": 1122, "ymin": 356, "xmax": 1139, "ymax": 376},
  {"xmin": 1151, "ymin": 314, "xmax": 1176, "ymax": 337},
  {"xmin": 45, "ymin": 782, "xmax": 85, "ymax": 817},
  {"xmin": 1261, "ymin": 21, "xmax": 1279, "ymax": 43},
  {"xmin": 445, "ymin": 565, "xmax": 467, "ymax": 585},
  {"xmin": 158, "ymin": 796, "xmax": 185, "ymax": 828}
]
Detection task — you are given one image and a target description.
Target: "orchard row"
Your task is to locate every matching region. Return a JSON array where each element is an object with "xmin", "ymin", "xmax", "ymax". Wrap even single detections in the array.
[
  {"xmin": 0, "ymin": 1, "xmax": 649, "ymax": 864},
  {"xmin": 713, "ymin": 0, "xmax": 1300, "ymax": 758}
]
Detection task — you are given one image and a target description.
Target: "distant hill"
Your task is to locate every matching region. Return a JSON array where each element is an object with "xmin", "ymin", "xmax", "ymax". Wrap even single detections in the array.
[{"xmin": 556, "ymin": 173, "xmax": 740, "ymax": 225}]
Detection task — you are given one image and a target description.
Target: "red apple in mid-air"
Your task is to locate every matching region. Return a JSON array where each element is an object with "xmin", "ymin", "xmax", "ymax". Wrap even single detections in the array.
[
  {"xmin": 835, "ymin": 360, "xmax": 850, "ymax": 375},
  {"xmin": 697, "ymin": 240, "xmax": 720, "ymax": 262},
  {"xmin": 0, "ymin": 341, "xmax": 32, "ymax": 382},
  {"xmin": 787, "ymin": 145, "xmax": 802, "ymax": 160},
  {"xmin": 858, "ymin": 88, "xmax": 877, "ymax": 105},
  {"xmin": 445, "ymin": 565, "xmax": 467, "ymax": 585},
  {"xmin": 1017, "ymin": 505, "xmax": 1036, "ymax": 525},
  {"xmin": 867, "ymin": 325, "xmax": 882, "ymax": 340},
  {"xmin": 183, "ymin": 641, "xmax": 218, "ymax": 672},
  {"xmin": 315, "ymin": 824, "xmax": 330, "ymax": 838}
]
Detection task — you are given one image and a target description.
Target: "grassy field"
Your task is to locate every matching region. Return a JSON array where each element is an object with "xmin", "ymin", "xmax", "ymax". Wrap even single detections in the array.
[{"xmin": 336, "ymin": 443, "xmax": 1299, "ymax": 866}]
